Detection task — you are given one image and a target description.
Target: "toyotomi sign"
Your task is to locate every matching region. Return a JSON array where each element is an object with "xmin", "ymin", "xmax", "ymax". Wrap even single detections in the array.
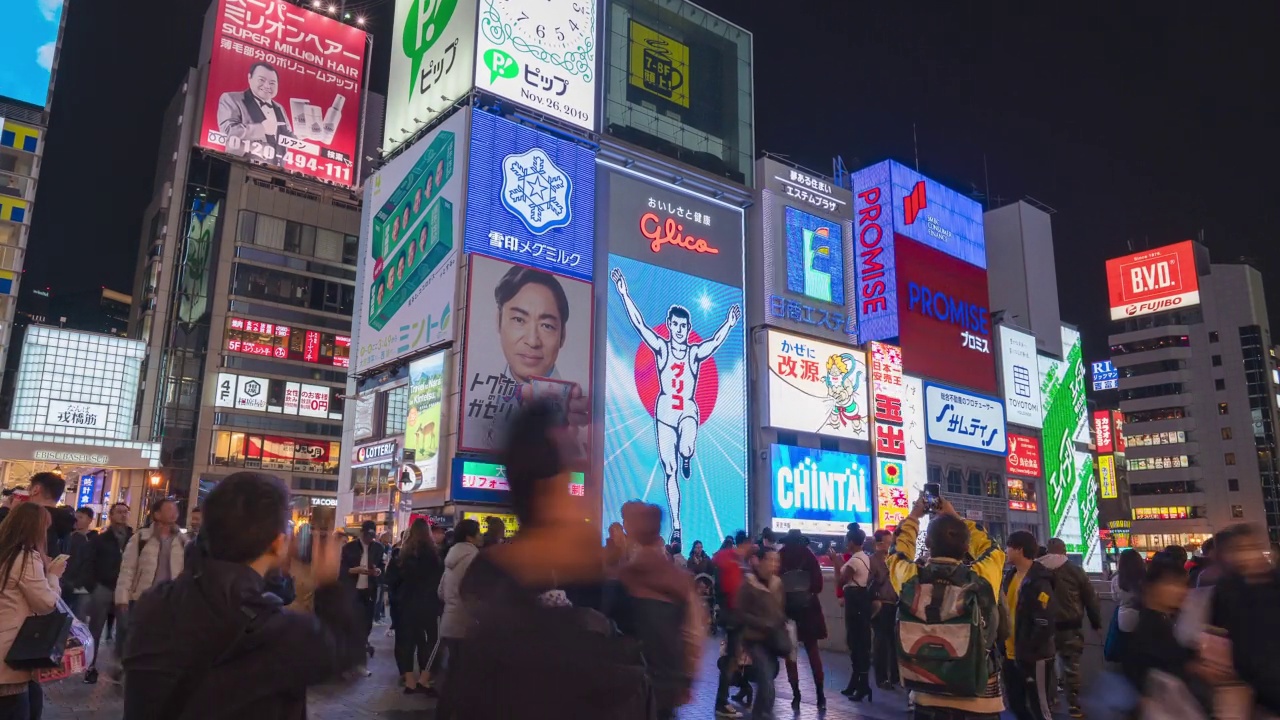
[
  {"xmin": 999, "ymin": 326, "xmax": 1043, "ymax": 429},
  {"xmin": 1106, "ymin": 240, "xmax": 1200, "ymax": 320},
  {"xmin": 923, "ymin": 382, "xmax": 1007, "ymax": 456}
]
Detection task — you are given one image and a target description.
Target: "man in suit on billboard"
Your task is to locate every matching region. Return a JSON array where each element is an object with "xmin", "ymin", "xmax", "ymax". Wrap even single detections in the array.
[{"xmin": 217, "ymin": 62, "xmax": 295, "ymax": 167}]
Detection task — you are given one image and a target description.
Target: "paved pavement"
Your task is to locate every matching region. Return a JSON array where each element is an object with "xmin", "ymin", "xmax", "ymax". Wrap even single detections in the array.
[{"xmin": 41, "ymin": 622, "xmax": 1083, "ymax": 719}]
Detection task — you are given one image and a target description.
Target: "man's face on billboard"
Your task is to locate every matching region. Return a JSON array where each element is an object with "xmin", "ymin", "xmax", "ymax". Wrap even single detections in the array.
[
  {"xmin": 498, "ymin": 281, "xmax": 564, "ymax": 382},
  {"xmin": 249, "ymin": 66, "xmax": 279, "ymax": 103},
  {"xmin": 667, "ymin": 314, "xmax": 690, "ymax": 345}
]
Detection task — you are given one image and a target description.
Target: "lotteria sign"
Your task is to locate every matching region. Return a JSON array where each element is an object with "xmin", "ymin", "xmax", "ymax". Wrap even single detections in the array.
[
  {"xmin": 770, "ymin": 444, "xmax": 872, "ymax": 534},
  {"xmin": 1105, "ymin": 240, "xmax": 1200, "ymax": 320}
]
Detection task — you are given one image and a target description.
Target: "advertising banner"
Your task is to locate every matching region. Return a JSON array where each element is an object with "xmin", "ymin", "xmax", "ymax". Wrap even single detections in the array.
[
  {"xmin": 384, "ymin": 0, "xmax": 478, "ymax": 153},
  {"xmin": 0, "ymin": 0, "xmax": 62, "ymax": 107},
  {"xmin": 459, "ymin": 254, "xmax": 593, "ymax": 452},
  {"xmin": 923, "ymin": 382, "xmax": 1007, "ymax": 456},
  {"xmin": 898, "ymin": 237, "xmax": 995, "ymax": 393},
  {"xmin": 1000, "ymin": 326, "xmax": 1042, "ymax": 428},
  {"xmin": 902, "ymin": 375, "xmax": 929, "ymax": 551},
  {"xmin": 1039, "ymin": 325, "xmax": 1099, "ymax": 569},
  {"xmin": 1091, "ymin": 360, "xmax": 1119, "ymax": 391},
  {"xmin": 886, "ymin": 162, "xmax": 986, "ymax": 268},
  {"xmin": 353, "ymin": 109, "xmax": 466, "ymax": 374},
  {"xmin": 405, "ymin": 350, "xmax": 446, "ymax": 490},
  {"xmin": 178, "ymin": 198, "xmax": 220, "ymax": 325},
  {"xmin": 474, "ymin": 0, "xmax": 597, "ymax": 130},
  {"xmin": 199, "ymin": 0, "xmax": 367, "ymax": 186},
  {"xmin": 1099, "ymin": 454, "xmax": 1118, "ymax": 500},
  {"xmin": 603, "ymin": 253, "xmax": 746, "ymax": 547},
  {"xmin": 1007, "ymin": 433, "xmax": 1042, "ymax": 478},
  {"xmin": 870, "ymin": 341, "xmax": 905, "ymax": 458},
  {"xmin": 1093, "ymin": 410, "xmax": 1114, "ymax": 454},
  {"xmin": 601, "ymin": 168, "xmax": 745, "ymax": 288},
  {"xmin": 234, "ymin": 375, "xmax": 269, "ymax": 411},
  {"xmin": 76, "ymin": 475, "xmax": 97, "ymax": 510},
  {"xmin": 851, "ymin": 161, "xmax": 897, "ymax": 342},
  {"xmin": 451, "ymin": 457, "xmax": 585, "ymax": 504},
  {"xmin": 628, "ymin": 19, "xmax": 690, "ymax": 109},
  {"xmin": 45, "ymin": 400, "xmax": 110, "ymax": 432},
  {"xmin": 764, "ymin": 330, "xmax": 868, "ymax": 442},
  {"xmin": 464, "ymin": 111, "xmax": 596, "ymax": 280},
  {"xmin": 769, "ymin": 444, "xmax": 872, "ymax": 535},
  {"xmin": 1106, "ymin": 240, "xmax": 1200, "ymax": 320},
  {"xmin": 352, "ymin": 439, "xmax": 398, "ymax": 468},
  {"xmin": 876, "ymin": 457, "xmax": 908, "ymax": 531},
  {"xmin": 758, "ymin": 158, "xmax": 856, "ymax": 343}
]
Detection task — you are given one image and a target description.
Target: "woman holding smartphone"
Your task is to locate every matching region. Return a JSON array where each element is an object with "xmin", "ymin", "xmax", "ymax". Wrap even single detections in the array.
[{"xmin": 0, "ymin": 502, "xmax": 68, "ymax": 718}]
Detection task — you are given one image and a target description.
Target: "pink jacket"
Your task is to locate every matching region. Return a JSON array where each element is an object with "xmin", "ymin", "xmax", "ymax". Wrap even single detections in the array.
[{"xmin": 0, "ymin": 550, "xmax": 60, "ymax": 685}]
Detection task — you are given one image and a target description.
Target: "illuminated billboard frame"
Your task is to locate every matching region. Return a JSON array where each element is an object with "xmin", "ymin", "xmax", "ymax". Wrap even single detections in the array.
[
  {"xmin": 1105, "ymin": 240, "xmax": 1200, "ymax": 320},
  {"xmin": 764, "ymin": 330, "xmax": 868, "ymax": 442},
  {"xmin": 770, "ymin": 443, "xmax": 873, "ymax": 535}
]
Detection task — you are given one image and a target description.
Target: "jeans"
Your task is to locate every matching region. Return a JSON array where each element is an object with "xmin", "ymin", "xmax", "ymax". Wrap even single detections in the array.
[
  {"xmin": 373, "ymin": 584, "xmax": 387, "ymax": 623},
  {"xmin": 61, "ymin": 590, "xmax": 91, "ymax": 624},
  {"xmin": 394, "ymin": 619, "xmax": 441, "ymax": 676},
  {"xmin": 355, "ymin": 587, "xmax": 377, "ymax": 645},
  {"xmin": 748, "ymin": 644, "xmax": 778, "ymax": 720},
  {"xmin": 873, "ymin": 604, "xmax": 900, "ymax": 684},
  {"xmin": 1004, "ymin": 658, "xmax": 1056, "ymax": 720},
  {"xmin": 714, "ymin": 626, "xmax": 744, "ymax": 708},
  {"xmin": 86, "ymin": 585, "xmax": 114, "ymax": 668},
  {"xmin": 0, "ymin": 681, "xmax": 42, "ymax": 720},
  {"xmin": 435, "ymin": 638, "xmax": 463, "ymax": 720}
]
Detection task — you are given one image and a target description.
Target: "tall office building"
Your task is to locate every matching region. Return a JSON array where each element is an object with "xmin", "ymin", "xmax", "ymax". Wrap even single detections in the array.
[
  {"xmin": 130, "ymin": 1, "xmax": 372, "ymax": 529},
  {"xmin": 0, "ymin": 0, "xmax": 67, "ymax": 377},
  {"xmin": 1105, "ymin": 241, "xmax": 1280, "ymax": 548}
]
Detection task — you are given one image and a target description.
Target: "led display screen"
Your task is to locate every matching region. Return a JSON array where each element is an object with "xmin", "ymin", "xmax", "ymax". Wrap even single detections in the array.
[
  {"xmin": 1007, "ymin": 433, "xmax": 1042, "ymax": 478},
  {"xmin": 0, "ymin": 0, "xmax": 62, "ymax": 107},
  {"xmin": 225, "ymin": 317, "xmax": 350, "ymax": 367},
  {"xmin": 602, "ymin": 253, "xmax": 746, "ymax": 548},
  {"xmin": 451, "ymin": 457, "xmax": 585, "ymax": 504},
  {"xmin": 1106, "ymin": 240, "xmax": 1200, "ymax": 320},
  {"xmin": 770, "ymin": 444, "xmax": 872, "ymax": 535},
  {"xmin": 764, "ymin": 330, "xmax": 868, "ymax": 442},
  {"xmin": 353, "ymin": 109, "xmax": 465, "ymax": 373},
  {"xmin": 198, "ymin": 0, "xmax": 366, "ymax": 186},
  {"xmin": 404, "ymin": 351, "xmax": 447, "ymax": 491},
  {"xmin": 1091, "ymin": 360, "xmax": 1118, "ymax": 391},
  {"xmin": 1039, "ymin": 325, "xmax": 1100, "ymax": 571}
]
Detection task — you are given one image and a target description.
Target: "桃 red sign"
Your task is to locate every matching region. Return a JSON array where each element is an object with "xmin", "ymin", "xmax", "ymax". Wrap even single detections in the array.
[
  {"xmin": 200, "ymin": 0, "xmax": 367, "ymax": 188},
  {"xmin": 1093, "ymin": 410, "xmax": 1114, "ymax": 454},
  {"xmin": 1106, "ymin": 240, "xmax": 1200, "ymax": 320},
  {"xmin": 1007, "ymin": 433, "xmax": 1042, "ymax": 478}
]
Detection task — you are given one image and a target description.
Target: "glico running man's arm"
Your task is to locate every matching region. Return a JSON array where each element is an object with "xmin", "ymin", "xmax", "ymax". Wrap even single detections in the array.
[
  {"xmin": 694, "ymin": 304, "xmax": 741, "ymax": 362},
  {"xmin": 611, "ymin": 268, "xmax": 662, "ymax": 351}
]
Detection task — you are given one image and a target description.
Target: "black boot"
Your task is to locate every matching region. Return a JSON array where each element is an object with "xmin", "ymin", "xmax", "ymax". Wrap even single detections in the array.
[
  {"xmin": 816, "ymin": 686, "xmax": 826, "ymax": 711},
  {"xmin": 849, "ymin": 672, "xmax": 873, "ymax": 702},
  {"xmin": 840, "ymin": 675, "xmax": 857, "ymax": 697},
  {"xmin": 790, "ymin": 681, "xmax": 801, "ymax": 710}
]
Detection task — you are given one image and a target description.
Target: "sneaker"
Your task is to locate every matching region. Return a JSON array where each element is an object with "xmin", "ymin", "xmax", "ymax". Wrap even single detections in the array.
[
  {"xmin": 83, "ymin": 668, "xmax": 98, "ymax": 685},
  {"xmin": 1069, "ymin": 705, "xmax": 1084, "ymax": 718},
  {"xmin": 715, "ymin": 706, "xmax": 743, "ymax": 719}
]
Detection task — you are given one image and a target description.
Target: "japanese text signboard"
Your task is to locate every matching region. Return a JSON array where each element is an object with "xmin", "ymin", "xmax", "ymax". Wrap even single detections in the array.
[
  {"xmin": 200, "ymin": 0, "xmax": 367, "ymax": 187},
  {"xmin": 870, "ymin": 342, "xmax": 909, "ymax": 530},
  {"xmin": 1093, "ymin": 410, "xmax": 1114, "ymax": 454},
  {"xmin": 384, "ymin": 0, "xmax": 478, "ymax": 153},
  {"xmin": 464, "ymin": 111, "xmax": 596, "ymax": 281},
  {"xmin": 473, "ymin": 0, "xmax": 597, "ymax": 131},
  {"xmin": 1007, "ymin": 433, "xmax": 1042, "ymax": 478},
  {"xmin": 923, "ymin": 382, "xmax": 1007, "ymax": 456},
  {"xmin": 1000, "ymin": 326, "xmax": 1043, "ymax": 428},
  {"xmin": 1105, "ymin": 240, "xmax": 1200, "ymax": 320},
  {"xmin": 353, "ymin": 109, "xmax": 466, "ymax": 374},
  {"xmin": 764, "ymin": 330, "xmax": 868, "ymax": 442}
]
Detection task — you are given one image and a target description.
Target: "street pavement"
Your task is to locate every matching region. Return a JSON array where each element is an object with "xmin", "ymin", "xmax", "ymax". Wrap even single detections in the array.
[{"xmin": 41, "ymin": 622, "xmax": 1082, "ymax": 719}]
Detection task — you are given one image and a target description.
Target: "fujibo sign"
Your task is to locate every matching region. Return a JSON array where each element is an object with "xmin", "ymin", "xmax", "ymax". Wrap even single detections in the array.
[{"xmin": 770, "ymin": 444, "xmax": 872, "ymax": 534}]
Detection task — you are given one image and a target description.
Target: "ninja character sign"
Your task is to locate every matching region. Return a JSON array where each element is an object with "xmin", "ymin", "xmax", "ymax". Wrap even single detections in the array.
[{"xmin": 764, "ymin": 330, "xmax": 870, "ymax": 442}]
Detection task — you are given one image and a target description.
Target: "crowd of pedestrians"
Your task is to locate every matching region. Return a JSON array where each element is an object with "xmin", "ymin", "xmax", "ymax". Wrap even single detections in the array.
[{"xmin": 7, "ymin": 407, "xmax": 1280, "ymax": 719}]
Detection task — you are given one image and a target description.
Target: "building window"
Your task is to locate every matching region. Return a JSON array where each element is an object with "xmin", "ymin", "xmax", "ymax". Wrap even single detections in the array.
[
  {"xmin": 1229, "ymin": 478, "xmax": 1240, "ymax": 492},
  {"xmin": 946, "ymin": 467, "xmax": 964, "ymax": 495},
  {"xmin": 1222, "ymin": 427, "xmax": 1233, "ymax": 440},
  {"xmin": 1232, "ymin": 505, "xmax": 1245, "ymax": 519},
  {"xmin": 1212, "ymin": 355, "xmax": 1223, "ymax": 367},
  {"xmin": 986, "ymin": 473, "xmax": 1004, "ymax": 499},
  {"xmin": 1219, "ymin": 402, "xmax": 1230, "ymax": 415},
  {"xmin": 967, "ymin": 470, "xmax": 983, "ymax": 496},
  {"xmin": 1210, "ymin": 331, "xmax": 1220, "ymax": 343},
  {"xmin": 1128, "ymin": 456, "xmax": 1191, "ymax": 471},
  {"xmin": 1225, "ymin": 453, "xmax": 1236, "ymax": 466},
  {"xmin": 1215, "ymin": 378, "xmax": 1226, "ymax": 391},
  {"xmin": 819, "ymin": 436, "xmax": 839, "ymax": 451},
  {"xmin": 384, "ymin": 386, "xmax": 408, "ymax": 436}
]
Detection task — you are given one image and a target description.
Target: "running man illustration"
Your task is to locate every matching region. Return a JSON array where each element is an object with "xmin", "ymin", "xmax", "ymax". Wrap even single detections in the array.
[
  {"xmin": 822, "ymin": 353, "xmax": 865, "ymax": 433},
  {"xmin": 611, "ymin": 267, "xmax": 740, "ymax": 545}
]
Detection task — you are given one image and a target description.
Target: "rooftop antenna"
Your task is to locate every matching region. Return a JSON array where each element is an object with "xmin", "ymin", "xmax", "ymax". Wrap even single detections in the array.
[
  {"xmin": 983, "ymin": 153, "xmax": 991, "ymax": 210},
  {"xmin": 912, "ymin": 123, "xmax": 920, "ymax": 171},
  {"xmin": 832, "ymin": 155, "xmax": 849, "ymax": 191}
]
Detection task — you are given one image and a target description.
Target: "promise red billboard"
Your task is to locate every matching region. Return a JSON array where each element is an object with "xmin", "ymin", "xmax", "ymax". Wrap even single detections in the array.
[
  {"xmin": 200, "ymin": 0, "xmax": 366, "ymax": 187},
  {"xmin": 1105, "ymin": 240, "xmax": 1200, "ymax": 320},
  {"xmin": 895, "ymin": 236, "xmax": 996, "ymax": 393}
]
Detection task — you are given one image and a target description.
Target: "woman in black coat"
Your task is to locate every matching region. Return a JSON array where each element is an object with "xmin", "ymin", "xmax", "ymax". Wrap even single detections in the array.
[{"xmin": 384, "ymin": 518, "xmax": 445, "ymax": 693}]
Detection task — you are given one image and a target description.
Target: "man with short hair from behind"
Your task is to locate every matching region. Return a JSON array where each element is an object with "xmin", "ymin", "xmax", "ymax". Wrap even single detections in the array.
[
  {"xmin": 122, "ymin": 471, "xmax": 363, "ymax": 718},
  {"xmin": 1037, "ymin": 537, "xmax": 1100, "ymax": 717}
]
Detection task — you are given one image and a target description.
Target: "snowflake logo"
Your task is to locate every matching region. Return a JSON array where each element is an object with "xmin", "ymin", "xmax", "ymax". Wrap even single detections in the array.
[{"xmin": 500, "ymin": 148, "xmax": 573, "ymax": 235}]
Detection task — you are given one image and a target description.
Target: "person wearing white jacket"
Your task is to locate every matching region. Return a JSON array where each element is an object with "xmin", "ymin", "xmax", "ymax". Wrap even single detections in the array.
[
  {"xmin": 0, "ymin": 503, "xmax": 67, "ymax": 717},
  {"xmin": 113, "ymin": 498, "xmax": 187, "ymax": 652},
  {"xmin": 435, "ymin": 518, "xmax": 482, "ymax": 720}
]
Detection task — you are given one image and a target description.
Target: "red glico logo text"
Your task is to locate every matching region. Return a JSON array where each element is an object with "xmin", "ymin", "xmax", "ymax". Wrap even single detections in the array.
[{"xmin": 641, "ymin": 212, "xmax": 720, "ymax": 255}]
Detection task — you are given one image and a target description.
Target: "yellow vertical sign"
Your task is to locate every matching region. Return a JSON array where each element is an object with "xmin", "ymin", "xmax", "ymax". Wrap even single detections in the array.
[
  {"xmin": 1098, "ymin": 455, "xmax": 1118, "ymax": 499},
  {"xmin": 628, "ymin": 20, "xmax": 690, "ymax": 108}
]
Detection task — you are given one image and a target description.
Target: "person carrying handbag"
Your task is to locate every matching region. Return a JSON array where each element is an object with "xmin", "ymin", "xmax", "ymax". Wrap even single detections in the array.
[
  {"xmin": 0, "ymin": 502, "xmax": 68, "ymax": 719},
  {"xmin": 737, "ymin": 545, "xmax": 791, "ymax": 720}
]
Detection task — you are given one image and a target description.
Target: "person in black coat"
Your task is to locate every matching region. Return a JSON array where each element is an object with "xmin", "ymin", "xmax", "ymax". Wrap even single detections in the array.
[
  {"xmin": 339, "ymin": 520, "xmax": 387, "ymax": 656},
  {"xmin": 121, "ymin": 472, "xmax": 364, "ymax": 719},
  {"xmin": 384, "ymin": 518, "xmax": 444, "ymax": 694}
]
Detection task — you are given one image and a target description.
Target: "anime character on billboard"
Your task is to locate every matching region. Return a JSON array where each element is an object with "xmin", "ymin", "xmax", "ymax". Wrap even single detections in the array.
[
  {"xmin": 611, "ymin": 267, "xmax": 741, "ymax": 545},
  {"xmin": 822, "ymin": 353, "xmax": 865, "ymax": 433},
  {"xmin": 217, "ymin": 62, "xmax": 297, "ymax": 167}
]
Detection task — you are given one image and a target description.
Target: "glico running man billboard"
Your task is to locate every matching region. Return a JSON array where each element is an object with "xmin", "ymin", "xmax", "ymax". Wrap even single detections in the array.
[
  {"xmin": 851, "ymin": 160, "xmax": 987, "ymax": 344},
  {"xmin": 1105, "ymin": 240, "xmax": 1200, "ymax": 320},
  {"xmin": 352, "ymin": 109, "xmax": 466, "ymax": 374},
  {"xmin": 199, "ymin": 0, "xmax": 367, "ymax": 187},
  {"xmin": 756, "ymin": 158, "xmax": 857, "ymax": 343},
  {"xmin": 601, "ymin": 167, "xmax": 746, "ymax": 548},
  {"xmin": 1039, "ymin": 325, "xmax": 1101, "ymax": 572}
]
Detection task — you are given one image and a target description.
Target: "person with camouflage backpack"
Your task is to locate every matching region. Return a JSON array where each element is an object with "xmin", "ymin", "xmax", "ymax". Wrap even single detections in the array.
[{"xmin": 889, "ymin": 494, "xmax": 1006, "ymax": 720}]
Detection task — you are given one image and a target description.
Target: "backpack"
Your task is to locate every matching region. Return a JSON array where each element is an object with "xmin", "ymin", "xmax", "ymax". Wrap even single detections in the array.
[
  {"xmin": 896, "ymin": 556, "xmax": 999, "ymax": 698},
  {"xmin": 1103, "ymin": 605, "xmax": 1124, "ymax": 662},
  {"xmin": 780, "ymin": 569, "xmax": 811, "ymax": 618}
]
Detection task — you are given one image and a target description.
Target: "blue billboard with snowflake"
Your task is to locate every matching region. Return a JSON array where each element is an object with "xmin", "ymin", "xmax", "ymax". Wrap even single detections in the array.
[{"xmin": 464, "ymin": 111, "xmax": 596, "ymax": 281}]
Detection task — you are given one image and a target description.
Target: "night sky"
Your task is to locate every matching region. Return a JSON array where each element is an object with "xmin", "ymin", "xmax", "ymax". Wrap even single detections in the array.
[{"xmin": 27, "ymin": 1, "xmax": 1279, "ymax": 360}]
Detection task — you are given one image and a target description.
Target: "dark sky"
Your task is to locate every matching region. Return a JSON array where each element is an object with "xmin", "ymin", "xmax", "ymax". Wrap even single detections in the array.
[{"xmin": 28, "ymin": 1, "xmax": 1279, "ymax": 360}]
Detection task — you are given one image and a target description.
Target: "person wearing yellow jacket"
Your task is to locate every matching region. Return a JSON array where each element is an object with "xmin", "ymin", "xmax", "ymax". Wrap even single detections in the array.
[{"xmin": 888, "ymin": 495, "xmax": 1007, "ymax": 720}]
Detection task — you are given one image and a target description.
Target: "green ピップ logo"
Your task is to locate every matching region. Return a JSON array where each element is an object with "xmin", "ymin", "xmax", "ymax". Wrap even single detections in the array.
[
  {"xmin": 484, "ymin": 48, "xmax": 519, "ymax": 84},
  {"xmin": 403, "ymin": 0, "xmax": 459, "ymax": 96}
]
